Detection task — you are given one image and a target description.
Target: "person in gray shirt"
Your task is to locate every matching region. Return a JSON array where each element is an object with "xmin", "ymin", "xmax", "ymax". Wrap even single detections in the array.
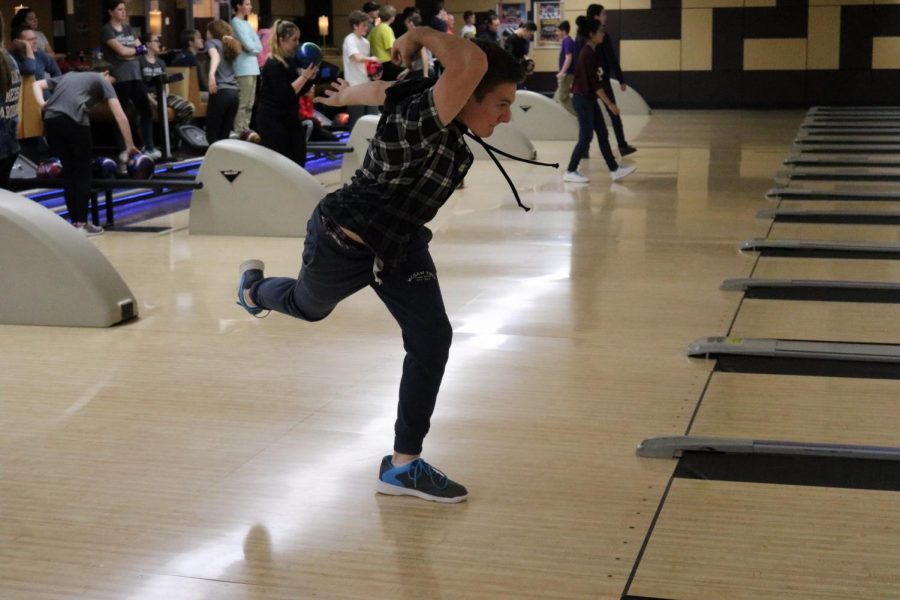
[
  {"xmin": 101, "ymin": 0, "xmax": 158, "ymax": 161},
  {"xmin": 204, "ymin": 19, "xmax": 242, "ymax": 144},
  {"xmin": 33, "ymin": 70, "xmax": 138, "ymax": 236}
]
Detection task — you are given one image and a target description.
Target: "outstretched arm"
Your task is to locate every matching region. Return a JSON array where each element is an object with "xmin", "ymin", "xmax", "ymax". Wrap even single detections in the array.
[
  {"xmin": 315, "ymin": 77, "xmax": 396, "ymax": 107},
  {"xmin": 107, "ymin": 98, "xmax": 139, "ymax": 154}
]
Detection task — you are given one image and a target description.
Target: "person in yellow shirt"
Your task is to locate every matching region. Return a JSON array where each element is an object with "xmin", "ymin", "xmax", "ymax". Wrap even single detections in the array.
[{"xmin": 368, "ymin": 5, "xmax": 401, "ymax": 80}]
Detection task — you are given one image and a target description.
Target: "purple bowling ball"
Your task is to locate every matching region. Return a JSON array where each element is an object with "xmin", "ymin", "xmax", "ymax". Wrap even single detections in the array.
[
  {"xmin": 92, "ymin": 156, "xmax": 118, "ymax": 179},
  {"xmin": 126, "ymin": 153, "xmax": 155, "ymax": 180}
]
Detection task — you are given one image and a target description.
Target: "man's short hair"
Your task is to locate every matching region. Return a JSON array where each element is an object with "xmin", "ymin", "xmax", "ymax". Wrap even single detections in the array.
[
  {"xmin": 349, "ymin": 10, "xmax": 370, "ymax": 27},
  {"xmin": 463, "ymin": 10, "xmax": 474, "ymax": 19},
  {"xmin": 12, "ymin": 24, "xmax": 35, "ymax": 40},
  {"xmin": 471, "ymin": 38, "xmax": 525, "ymax": 101},
  {"xmin": 362, "ymin": 1, "xmax": 380, "ymax": 14},
  {"xmin": 521, "ymin": 21, "xmax": 537, "ymax": 32},
  {"xmin": 181, "ymin": 28, "xmax": 200, "ymax": 48},
  {"xmin": 378, "ymin": 4, "xmax": 396, "ymax": 21}
]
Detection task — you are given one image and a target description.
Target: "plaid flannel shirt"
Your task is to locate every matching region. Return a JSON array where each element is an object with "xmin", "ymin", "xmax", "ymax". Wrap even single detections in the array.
[{"xmin": 320, "ymin": 78, "xmax": 473, "ymax": 266}]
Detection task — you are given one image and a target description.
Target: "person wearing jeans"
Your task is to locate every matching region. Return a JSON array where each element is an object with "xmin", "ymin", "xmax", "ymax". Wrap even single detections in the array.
[{"xmin": 564, "ymin": 17, "xmax": 635, "ymax": 184}]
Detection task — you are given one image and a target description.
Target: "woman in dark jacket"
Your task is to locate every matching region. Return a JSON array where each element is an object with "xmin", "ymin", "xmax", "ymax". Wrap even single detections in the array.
[{"xmin": 256, "ymin": 20, "xmax": 318, "ymax": 166}]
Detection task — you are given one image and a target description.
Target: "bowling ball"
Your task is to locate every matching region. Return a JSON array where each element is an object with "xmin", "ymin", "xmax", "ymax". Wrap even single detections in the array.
[
  {"xmin": 126, "ymin": 153, "xmax": 155, "ymax": 180},
  {"xmin": 295, "ymin": 42, "xmax": 322, "ymax": 68},
  {"xmin": 37, "ymin": 158, "xmax": 63, "ymax": 179},
  {"xmin": 92, "ymin": 156, "xmax": 118, "ymax": 179},
  {"xmin": 334, "ymin": 112, "xmax": 350, "ymax": 127},
  {"xmin": 238, "ymin": 130, "xmax": 262, "ymax": 144},
  {"xmin": 365, "ymin": 61, "xmax": 383, "ymax": 79}
]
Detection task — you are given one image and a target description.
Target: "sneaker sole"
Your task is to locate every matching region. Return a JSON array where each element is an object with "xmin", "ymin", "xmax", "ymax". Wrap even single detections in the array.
[
  {"xmin": 375, "ymin": 480, "xmax": 467, "ymax": 503},
  {"xmin": 237, "ymin": 259, "xmax": 266, "ymax": 316},
  {"xmin": 239, "ymin": 259, "xmax": 265, "ymax": 274}
]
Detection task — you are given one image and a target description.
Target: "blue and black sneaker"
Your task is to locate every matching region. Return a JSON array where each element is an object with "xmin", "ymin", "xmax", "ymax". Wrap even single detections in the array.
[
  {"xmin": 237, "ymin": 259, "xmax": 268, "ymax": 317},
  {"xmin": 376, "ymin": 455, "xmax": 468, "ymax": 503}
]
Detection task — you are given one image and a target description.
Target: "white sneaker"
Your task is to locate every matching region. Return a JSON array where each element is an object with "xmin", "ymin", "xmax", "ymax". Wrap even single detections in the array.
[
  {"xmin": 74, "ymin": 222, "xmax": 104, "ymax": 237},
  {"xmin": 611, "ymin": 165, "xmax": 637, "ymax": 182},
  {"xmin": 143, "ymin": 147, "xmax": 162, "ymax": 161},
  {"xmin": 564, "ymin": 170, "xmax": 589, "ymax": 183}
]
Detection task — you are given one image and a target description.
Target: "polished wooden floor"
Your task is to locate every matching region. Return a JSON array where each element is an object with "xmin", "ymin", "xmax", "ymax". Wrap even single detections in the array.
[{"xmin": 3, "ymin": 110, "xmax": 897, "ymax": 599}]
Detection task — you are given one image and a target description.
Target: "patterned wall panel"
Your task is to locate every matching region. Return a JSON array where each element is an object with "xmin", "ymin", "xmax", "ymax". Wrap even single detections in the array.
[{"xmin": 528, "ymin": 0, "xmax": 900, "ymax": 107}]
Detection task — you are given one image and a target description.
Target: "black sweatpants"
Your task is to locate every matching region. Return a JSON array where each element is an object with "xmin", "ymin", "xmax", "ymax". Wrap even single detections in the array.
[
  {"xmin": 44, "ymin": 115, "xmax": 93, "ymax": 224},
  {"xmin": 206, "ymin": 88, "xmax": 239, "ymax": 145},
  {"xmin": 0, "ymin": 152, "xmax": 18, "ymax": 189}
]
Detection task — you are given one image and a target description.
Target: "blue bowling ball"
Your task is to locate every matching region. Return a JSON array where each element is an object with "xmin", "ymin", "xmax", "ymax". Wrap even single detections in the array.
[
  {"xmin": 296, "ymin": 42, "xmax": 322, "ymax": 68},
  {"xmin": 126, "ymin": 153, "xmax": 155, "ymax": 180},
  {"xmin": 92, "ymin": 156, "xmax": 118, "ymax": 179}
]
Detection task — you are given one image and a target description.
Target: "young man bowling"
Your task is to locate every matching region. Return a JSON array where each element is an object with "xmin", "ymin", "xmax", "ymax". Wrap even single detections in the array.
[{"xmin": 237, "ymin": 30, "xmax": 525, "ymax": 503}]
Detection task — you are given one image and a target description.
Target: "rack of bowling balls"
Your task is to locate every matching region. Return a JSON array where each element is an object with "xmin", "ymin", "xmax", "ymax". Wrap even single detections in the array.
[{"xmin": 11, "ymin": 151, "xmax": 202, "ymax": 226}]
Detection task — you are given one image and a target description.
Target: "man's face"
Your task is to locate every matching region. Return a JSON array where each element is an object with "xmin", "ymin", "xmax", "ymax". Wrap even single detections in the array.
[
  {"xmin": 192, "ymin": 34, "xmax": 204, "ymax": 51},
  {"xmin": 458, "ymin": 82, "xmax": 515, "ymax": 138},
  {"xmin": 353, "ymin": 21, "xmax": 369, "ymax": 36},
  {"xmin": 18, "ymin": 29, "xmax": 38, "ymax": 52},
  {"xmin": 488, "ymin": 18, "xmax": 499, "ymax": 32}
]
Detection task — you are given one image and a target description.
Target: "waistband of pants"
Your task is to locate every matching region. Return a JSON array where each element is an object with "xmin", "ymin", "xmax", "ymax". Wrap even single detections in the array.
[{"xmin": 320, "ymin": 214, "xmax": 368, "ymax": 250}]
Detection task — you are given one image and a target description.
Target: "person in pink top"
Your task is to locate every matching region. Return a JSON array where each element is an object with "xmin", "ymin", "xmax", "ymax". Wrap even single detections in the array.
[{"xmin": 257, "ymin": 23, "xmax": 271, "ymax": 69}]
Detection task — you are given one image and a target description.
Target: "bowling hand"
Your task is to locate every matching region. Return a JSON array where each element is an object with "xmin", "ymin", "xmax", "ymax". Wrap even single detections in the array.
[
  {"xmin": 607, "ymin": 103, "xmax": 620, "ymax": 116},
  {"xmin": 391, "ymin": 34, "xmax": 422, "ymax": 68},
  {"xmin": 127, "ymin": 145, "xmax": 140, "ymax": 157},
  {"xmin": 316, "ymin": 78, "xmax": 350, "ymax": 106},
  {"xmin": 300, "ymin": 64, "xmax": 318, "ymax": 82}
]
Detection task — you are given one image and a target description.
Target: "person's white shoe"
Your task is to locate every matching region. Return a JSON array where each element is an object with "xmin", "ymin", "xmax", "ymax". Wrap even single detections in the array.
[
  {"xmin": 611, "ymin": 164, "xmax": 637, "ymax": 182},
  {"xmin": 564, "ymin": 170, "xmax": 589, "ymax": 183}
]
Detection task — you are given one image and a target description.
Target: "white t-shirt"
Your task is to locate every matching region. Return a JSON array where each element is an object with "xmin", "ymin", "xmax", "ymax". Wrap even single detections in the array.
[
  {"xmin": 342, "ymin": 33, "xmax": 370, "ymax": 86},
  {"xmin": 460, "ymin": 24, "xmax": 476, "ymax": 39}
]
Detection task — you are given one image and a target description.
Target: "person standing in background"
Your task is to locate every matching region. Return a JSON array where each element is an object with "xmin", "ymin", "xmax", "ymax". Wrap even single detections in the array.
[
  {"xmin": 553, "ymin": 20, "xmax": 575, "ymax": 116},
  {"xmin": 101, "ymin": 0, "xmax": 159, "ymax": 163},
  {"xmin": 230, "ymin": 0, "xmax": 262, "ymax": 136},
  {"xmin": 362, "ymin": 1, "xmax": 381, "ymax": 33},
  {"xmin": 587, "ymin": 4, "xmax": 636, "ymax": 157},
  {"xmin": 341, "ymin": 10, "xmax": 381, "ymax": 127},
  {"xmin": 33, "ymin": 69, "xmax": 139, "ymax": 236},
  {"xmin": 460, "ymin": 11, "xmax": 476, "ymax": 39},
  {"xmin": 204, "ymin": 19, "xmax": 242, "ymax": 144},
  {"xmin": 256, "ymin": 20, "xmax": 317, "ymax": 166},
  {"xmin": 368, "ymin": 5, "xmax": 400, "ymax": 80},
  {"xmin": 1, "ymin": 12, "xmax": 22, "ymax": 189},
  {"xmin": 564, "ymin": 16, "xmax": 635, "ymax": 184}
]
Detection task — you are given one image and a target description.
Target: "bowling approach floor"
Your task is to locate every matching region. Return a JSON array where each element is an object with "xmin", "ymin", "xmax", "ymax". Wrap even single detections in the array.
[{"xmin": 4, "ymin": 110, "xmax": 897, "ymax": 599}]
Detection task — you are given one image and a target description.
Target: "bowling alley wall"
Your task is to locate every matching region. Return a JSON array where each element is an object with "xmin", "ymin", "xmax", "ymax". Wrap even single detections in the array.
[{"xmin": 331, "ymin": 0, "xmax": 900, "ymax": 108}]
